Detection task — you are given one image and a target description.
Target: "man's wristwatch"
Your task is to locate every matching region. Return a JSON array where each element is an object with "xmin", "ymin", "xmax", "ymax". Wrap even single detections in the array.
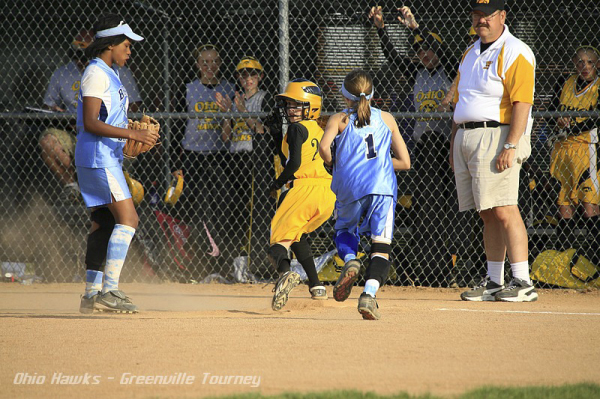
[{"xmin": 503, "ymin": 142, "xmax": 517, "ymax": 150}]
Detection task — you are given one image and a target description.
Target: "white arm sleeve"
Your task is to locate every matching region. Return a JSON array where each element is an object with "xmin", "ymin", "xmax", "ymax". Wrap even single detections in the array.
[{"xmin": 81, "ymin": 65, "xmax": 109, "ymax": 99}]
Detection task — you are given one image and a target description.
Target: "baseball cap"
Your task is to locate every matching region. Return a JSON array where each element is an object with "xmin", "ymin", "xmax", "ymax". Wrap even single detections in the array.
[
  {"xmin": 411, "ymin": 31, "xmax": 444, "ymax": 54},
  {"xmin": 471, "ymin": 0, "xmax": 505, "ymax": 14},
  {"xmin": 236, "ymin": 56, "xmax": 263, "ymax": 72}
]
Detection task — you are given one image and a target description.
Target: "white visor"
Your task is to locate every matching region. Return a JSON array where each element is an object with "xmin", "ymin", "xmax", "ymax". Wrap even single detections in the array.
[{"xmin": 95, "ymin": 22, "xmax": 143, "ymax": 42}]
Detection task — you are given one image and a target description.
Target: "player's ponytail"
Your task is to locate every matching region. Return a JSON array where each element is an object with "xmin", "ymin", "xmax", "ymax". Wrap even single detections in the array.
[
  {"xmin": 342, "ymin": 69, "xmax": 373, "ymax": 129},
  {"xmin": 356, "ymin": 95, "xmax": 371, "ymax": 129}
]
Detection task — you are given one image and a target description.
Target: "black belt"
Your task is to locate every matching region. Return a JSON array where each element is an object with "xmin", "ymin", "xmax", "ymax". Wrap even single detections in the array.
[{"xmin": 460, "ymin": 121, "xmax": 508, "ymax": 129}]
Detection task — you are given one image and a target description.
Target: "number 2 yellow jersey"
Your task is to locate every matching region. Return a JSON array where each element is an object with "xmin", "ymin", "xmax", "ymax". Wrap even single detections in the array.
[{"xmin": 281, "ymin": 119, "xmax": 332, "ymax": 181}]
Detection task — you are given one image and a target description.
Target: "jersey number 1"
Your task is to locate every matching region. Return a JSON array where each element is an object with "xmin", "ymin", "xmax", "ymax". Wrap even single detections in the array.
[{"xmin": 364, "ymin": 133, "xmax": 377, "ymax": 159}]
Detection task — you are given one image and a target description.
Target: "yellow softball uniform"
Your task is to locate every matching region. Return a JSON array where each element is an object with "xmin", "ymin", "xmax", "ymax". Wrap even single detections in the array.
[
  {"xmin": 550, "ymin": 75, "xmax": 600, "ymax": 206},
  {"xmin": 270, "ymin": 120, "xmax": 335, "ymax": 244},
  {"xmin": 550, "ymin": 141, "xmax": 599, "ymax": 206}
]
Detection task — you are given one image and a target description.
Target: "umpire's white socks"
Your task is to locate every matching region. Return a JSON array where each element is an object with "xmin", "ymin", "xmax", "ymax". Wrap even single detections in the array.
[
  {"xmin": 487, "ymin": 261, "xmax": 505, "ymax": 285},
  {"xmin": 511, "ymin": 261, "xmax": 531, "ymax": 284}
]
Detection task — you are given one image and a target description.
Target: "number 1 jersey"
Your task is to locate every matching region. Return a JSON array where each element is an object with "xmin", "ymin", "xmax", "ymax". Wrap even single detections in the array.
[{"xmin": 331, "ymin": 107, "xmax": 396, "ymax": 204}]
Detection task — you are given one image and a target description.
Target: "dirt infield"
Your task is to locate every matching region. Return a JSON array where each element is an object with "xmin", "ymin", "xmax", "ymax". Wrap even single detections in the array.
[{"xmin": 1, "ymin": 283, "xmax": 599, "ymax": 399}]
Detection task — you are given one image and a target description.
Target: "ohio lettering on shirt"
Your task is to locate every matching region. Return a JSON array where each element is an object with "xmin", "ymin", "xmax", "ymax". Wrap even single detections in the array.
[{"xmin": 183, "ymin": 80, "xmax": 235, "ymax": 152}]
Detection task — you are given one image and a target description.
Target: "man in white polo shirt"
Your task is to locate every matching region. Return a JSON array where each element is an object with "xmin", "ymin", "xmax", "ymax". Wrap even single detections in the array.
[{"xmin": 450, "ymin": 0, "xmax": 538, "ymax": 302}]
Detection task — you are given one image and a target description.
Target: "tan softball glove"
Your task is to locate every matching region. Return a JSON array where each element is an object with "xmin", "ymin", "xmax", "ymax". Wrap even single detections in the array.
[{"xmin": 123, "ymin": 115, "xmax": 160, "ymax": 158}]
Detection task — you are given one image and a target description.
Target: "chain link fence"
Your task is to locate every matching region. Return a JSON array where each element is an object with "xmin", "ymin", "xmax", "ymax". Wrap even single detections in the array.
[{"xmin": 0, "ymin": 0, "xmax": 599, "ymax": 289}]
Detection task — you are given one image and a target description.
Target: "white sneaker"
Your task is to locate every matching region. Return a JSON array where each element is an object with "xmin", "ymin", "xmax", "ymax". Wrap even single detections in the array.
[{"xmin": 309, "ymin": 285, "xmax": 327, "ymax": 300}]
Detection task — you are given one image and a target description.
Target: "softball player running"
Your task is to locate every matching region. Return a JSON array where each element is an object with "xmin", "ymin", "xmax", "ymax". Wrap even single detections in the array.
[
  {"xmin": 268, "ymin": 79, "xmax": 336, "ymax": 311},
  {"xmin": 76, "ymin": 14, "xmax": 158, "ymax": 314},
  {"xmin": 319, "ymin": 69, "xmax": 410, "ymax": 320}
]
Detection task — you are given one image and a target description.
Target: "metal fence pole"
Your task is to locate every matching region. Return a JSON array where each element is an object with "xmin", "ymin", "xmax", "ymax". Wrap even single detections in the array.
[
  {"xmin": 278, "ymin": 0, "xmax": 289, "ymax": 93},
  {"xmin": 162, "ymin": 20, "xmax": 172, "ymax": 192}
]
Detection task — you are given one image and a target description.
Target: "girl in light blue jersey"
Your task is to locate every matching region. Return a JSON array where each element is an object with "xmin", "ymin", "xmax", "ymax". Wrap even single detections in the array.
[
  {"xmin": 75, "ymin": 14, "xmax": 158, "ymax": 314},
  {"xmin": 319, "ymin": 69, "xmax": 410, "ymax": 320}
]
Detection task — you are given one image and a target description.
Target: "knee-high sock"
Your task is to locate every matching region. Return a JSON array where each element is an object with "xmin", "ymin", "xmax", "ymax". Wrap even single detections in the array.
[
  {"xmin": 102, "ymin": 224, "xmax": 136, "ymax": 293},
  {"xmin": 85, "ymin": 270, "xmax": 103, "ymax": 298},
  {"xmin": 291, "ymin": 236, "xmax": 320, "ymax": 288},
  {"xmin": 335, "ymin": 231, "xmax": 359, "ymax": 263},
  {"xmin": 365, "ymin": 255, "xmax": 390, "ymax": 286}
]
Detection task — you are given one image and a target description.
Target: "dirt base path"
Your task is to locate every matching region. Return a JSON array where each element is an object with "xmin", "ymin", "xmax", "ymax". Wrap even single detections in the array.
[{"xmin": 1, "ymin": 283, "xmax": 599, "ymax": 398}]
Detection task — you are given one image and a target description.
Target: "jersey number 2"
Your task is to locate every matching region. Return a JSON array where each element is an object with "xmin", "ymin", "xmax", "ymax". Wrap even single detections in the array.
[
  {"xmin": 311, "ymin": 138, "xmax": 319, "ymax": 161},
  {"xmin": 364, "ymin": 133, "xmax": 377, "ymax": 159}
]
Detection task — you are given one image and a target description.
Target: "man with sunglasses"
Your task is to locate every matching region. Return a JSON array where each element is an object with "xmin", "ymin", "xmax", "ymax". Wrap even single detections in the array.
[{"xmin": 451, "ymin": 0, "xmax": 538, "ymax": 302}]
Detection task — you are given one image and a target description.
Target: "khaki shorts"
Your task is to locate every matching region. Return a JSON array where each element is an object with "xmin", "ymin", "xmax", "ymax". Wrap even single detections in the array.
[
  {"xmin": 453, "ymin": 125, "xmax": 531, "ymax": 212},
  {"xmin": 39, "ymin": 128, "xmax": 77, "ymax": 158}
]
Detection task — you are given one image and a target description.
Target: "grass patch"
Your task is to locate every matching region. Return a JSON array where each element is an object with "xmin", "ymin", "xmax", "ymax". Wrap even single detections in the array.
[{"xmin": 202, "ymin": 383, "xmax": 600, "ymax": 399}]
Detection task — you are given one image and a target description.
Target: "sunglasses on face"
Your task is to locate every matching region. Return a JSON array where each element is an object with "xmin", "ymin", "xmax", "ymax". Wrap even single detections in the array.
[{"xmin": 471, "ymin": 10, "xmax": 501, "ymax": 21}]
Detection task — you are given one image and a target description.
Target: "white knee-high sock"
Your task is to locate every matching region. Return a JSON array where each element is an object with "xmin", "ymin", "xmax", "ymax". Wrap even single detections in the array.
[{"xmin": 102, "ymin": 224, "xmax": 135, "ymax": 294}]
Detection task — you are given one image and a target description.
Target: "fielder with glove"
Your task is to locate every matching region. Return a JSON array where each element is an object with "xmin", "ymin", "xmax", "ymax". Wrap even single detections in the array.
[{"xmin": 74, "ymin": 14, "xmax": 157, "ymax": 315}]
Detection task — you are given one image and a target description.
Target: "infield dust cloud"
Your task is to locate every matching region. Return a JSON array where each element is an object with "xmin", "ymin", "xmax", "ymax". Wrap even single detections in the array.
[{"xmin": 0, "ymin": 195, "xmax": 84, "ymax": 282}]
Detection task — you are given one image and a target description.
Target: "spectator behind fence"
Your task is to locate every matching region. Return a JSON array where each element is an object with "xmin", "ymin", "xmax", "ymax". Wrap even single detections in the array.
[
  {"xmin": 549, "ymin": 44, "xmax": 600, "ymax": 263},
  {"xmin": 451, "ymin": 0, "xmax": 538, "ymax": 302},
  {"xmin": 320, "ymin": 69, "xmax": 410, "ymax": 320},
  {"xmin": 172, "ymin": 44, "xmax": 235, "ymax": 276},
  {"xmin": 369, "ymin": 5, "xmax": 464, "ymax": 286},
  {"xmin": 40, "ymin": 29, "xmax": 142, "ymax": 204},
  {"xmin": 218, "ymin": 56, "xmax": 275, "ymax": 269},
  {"xmin": 75, "ymin": 14, "xmax": 157, "ymax": 314}
]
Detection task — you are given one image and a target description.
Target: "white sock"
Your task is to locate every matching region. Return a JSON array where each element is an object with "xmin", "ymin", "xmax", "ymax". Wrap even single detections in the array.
[
  {"xmin": 363, "ymin": 279, "xmax": 380, "ymax": 297},
  {"xmin": 487, "ymin": 261, "xmax": 505, "ymax": 285},
  {"xmin": 510, "ymin": 261, "xmax": 531, "ymax": 283}
]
